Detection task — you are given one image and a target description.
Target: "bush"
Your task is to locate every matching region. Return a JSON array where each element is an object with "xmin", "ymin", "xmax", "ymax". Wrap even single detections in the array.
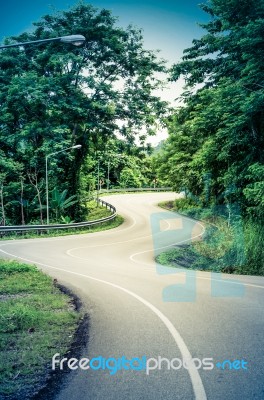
[
  {"xmin": 173, "ymin": 197, "xmax": 198, "ymax": 211},
  {"xmin": 0, "ymin": 261, "xmax": 34, "ymax": 276},
  {"xmin": 159, "ymin": 198, "xmax": 264, "ymax": 276},
  {"xmin": 237, "ymin": 219, "xmax": 264, "ymax": 275}
]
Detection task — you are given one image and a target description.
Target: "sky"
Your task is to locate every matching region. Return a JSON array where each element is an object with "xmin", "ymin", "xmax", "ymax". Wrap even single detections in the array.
[{"xmin": 0, "ymin": 0, "xmax": 210, "ymax": 144}]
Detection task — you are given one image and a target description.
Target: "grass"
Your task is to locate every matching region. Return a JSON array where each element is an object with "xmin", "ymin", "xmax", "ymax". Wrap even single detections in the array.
[
  {"xmin": 0, "ymin": 259, "xmax": 80, "ymax": 399},
  {"xmin": 157, "ymin": 199, "xmax": 264, "ymax": 275},
  {"xmin": 238, "ymin": 219, "xmax": 264, "ymax": 275},
  {"xmin": 158, "ymin": 200, "xmax": 175, "ymax": 210},
  {"xmin": 1, "ymin": 201, "xmax": 124, "ymax": 240},
  {"xmin": 157, "ymin": 245, "xmax": 214, "ymax": 271}
]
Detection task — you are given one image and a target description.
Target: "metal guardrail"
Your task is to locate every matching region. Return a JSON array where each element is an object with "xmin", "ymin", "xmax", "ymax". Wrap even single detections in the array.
[
  {"xmin": 0, "ymin": 189, "xmax": 172, "ymax": 234},
  {"xmin": 99, "ymin": 187, "xmax": 172, "ymax": 193},
  {"xmin": 0, "ymin": 198, "xmax": 116, "ymax": 234}
]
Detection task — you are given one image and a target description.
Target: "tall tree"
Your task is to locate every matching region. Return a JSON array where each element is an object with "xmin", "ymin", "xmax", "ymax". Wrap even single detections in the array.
[
  {"xmin": 0, "ymin": 2, "xmax": 167, "ymax": 223},
  {"xmin": 154, "ymin": 0, "xmax": 264, "ymax": 273},
  {"xmin": 161, "ymin": 0, "xmax": 264, "ymax": 213}
]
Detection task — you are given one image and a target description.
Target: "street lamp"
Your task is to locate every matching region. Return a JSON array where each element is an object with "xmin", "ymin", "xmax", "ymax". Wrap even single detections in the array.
[
  {"xmin": 45, "ymin": 144, "xmax": 82, "ymax": 224},
  {"xmin": 107, "ymin": 160, "xmax": 111, "ymax": 191},
  {"xmin": 0, "ymin": 34, "xmax": 85, "ymax": 49},
  {"xmin": 97, "ymin": 160, "xmax": 100, "ymax": 206}
]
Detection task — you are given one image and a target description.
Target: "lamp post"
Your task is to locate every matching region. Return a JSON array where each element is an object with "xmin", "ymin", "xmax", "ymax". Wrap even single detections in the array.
[
  {"xmin": 107, "ymin": 160, "xmax": 110, "ymax": 191},
  {"xmin": 0, "ymin": 34, "xmax": 85, "ymax": 49},
  {"xmin": 45, "ymin": 144, "xmax": 82, "ymax": 224},
  {"xmin": 97, "ymin": 160, "xmax": 100, "ymax": 206}
]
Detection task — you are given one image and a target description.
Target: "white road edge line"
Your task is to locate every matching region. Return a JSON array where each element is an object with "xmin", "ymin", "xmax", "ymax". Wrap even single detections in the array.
[
  {"xmin": 0, "ymin": 207, "xmax": 137, "ymax": 247},
  {"xmin": 0, "ymin": 248, "xmax": 207, "ymax": 400},
  {"xmin": 129, "ymin": 220, "xmax": 205, "ymax": 262}
]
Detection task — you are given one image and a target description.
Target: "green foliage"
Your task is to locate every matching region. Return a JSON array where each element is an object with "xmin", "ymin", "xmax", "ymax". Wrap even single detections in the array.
[
  {"xmin": 157, "ymin": 246, "xmax": 215, "ymax": 271},
  {"xmin": 163, "ymin": 0, "xmax": 264, "ymax": 211},
  {"xmin": 0, "ymin": 259, "xmax": 79, "ymax": 398},
  {"xmin": 0, "ymin": 2, "xmax": 167, "ymax": 225},
  {"xmin": 0, "ymin": 262, "xmax": 33, "ymax": 276},
  {"xmin": 173, "ymin": 197, "xmax": 199, "ymax": 211},
  {"xmin": 59, "ymin": 215, "xmax": 75, "ymax": 224},
  {"xmin": 158, "ymin": 200, "xmax": 264, "ymax": 275},
  {"xmin": 155, "ymin": 0, "xmax": 264, "ymax": 273},
  {"xmin": 240, "ymin": 220, "xmax": 264, "ymax": 275},
  {"xmin": 119, "ymin": 166, "xmax": 145, "ymax": 188},
  {"xmin": 243, "ymin": 163, "xmax": 264, "ymax": 218},
  {"xmin": 49, "ymin": 187, "xmax": 78, "ymax": 221}
]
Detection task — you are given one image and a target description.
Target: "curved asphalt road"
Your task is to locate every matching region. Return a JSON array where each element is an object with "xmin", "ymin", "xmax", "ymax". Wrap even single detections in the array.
[{"xmin": 0, "ymin": 193, "xmax": 264, "ymax": 400}]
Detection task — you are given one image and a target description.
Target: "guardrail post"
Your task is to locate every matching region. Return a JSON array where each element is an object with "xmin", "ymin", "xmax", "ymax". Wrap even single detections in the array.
[{"xmin": 0, "ymin": 197, "xmax": 116, "ymax": 235}]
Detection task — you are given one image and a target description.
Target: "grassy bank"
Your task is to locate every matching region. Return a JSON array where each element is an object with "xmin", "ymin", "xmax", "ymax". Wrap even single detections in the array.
[
  {"xmin": 0, "ymin": 260, "xmax": 80, "ymax": 399},
  {"xmin": 1, "ymin": 201, "xmax": 124, "ymax": 240},
  {"xmin": 157, "ymin": 199, "xmax": 264, "ymax": 276}
]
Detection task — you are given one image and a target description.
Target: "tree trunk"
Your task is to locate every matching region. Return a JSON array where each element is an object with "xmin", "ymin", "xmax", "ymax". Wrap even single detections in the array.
[
  {"xmin": 0, "ymin": 184, "xmax": 6, "ymax": 226},
  {"xmin": 37, "ymin": 189, "xmax": 44, "ymax": 225},
  {"xmin": 28, "ymin": 171, "xmax": 44, "ymax": 224},
  {"xmin": 20, "ymin": 177, "xmax": 25, "ymax": 225}
]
